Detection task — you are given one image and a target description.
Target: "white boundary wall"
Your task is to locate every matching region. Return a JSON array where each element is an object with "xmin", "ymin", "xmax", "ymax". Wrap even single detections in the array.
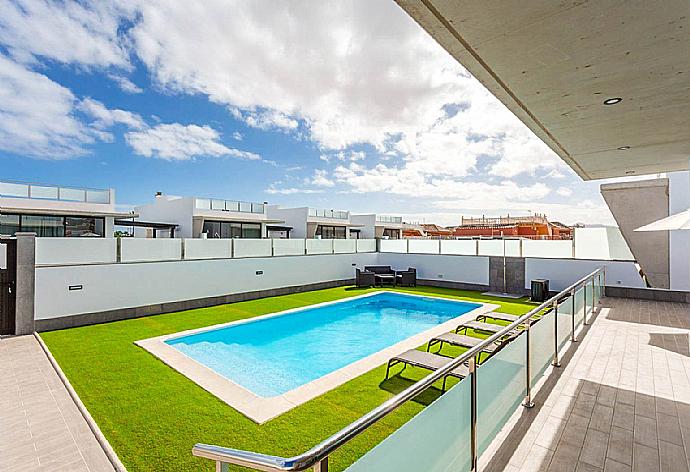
[
  {"xmin": 478, "ymin": 239, "xmax": 522, "ymax": 257},
  {"xmin": 522, "ymin": 240, "xmax": 573, "ymax": 259},
  {"xmin": 440, "ymin": 240, "xmax": 477, "ymax": 255},
  {"xmin": 306, "ymin": 239, "xmax": 333, "ymax": 255},
  {"xmin": 525, "ymin": 258, "xmax": 645, "ymax": 291},
  {"xmin": 334, "ymin": 239, "xmax": 357, "ymax": 254},
  {"xmin": 272, "ymin": 239, "xmax": 306, "ymax": 256},
  {"xmin": 233, "ymin": 239, "xmax": 272, "ymax": 258},
  {"xmin": 35, "ymin": 253, "xmax": 377, "ymax": 320},
  {"xmin": 378, "ymin": 253, "xmax": 490, "ymax": 286},
  {"xmin": 35, "ymin": 238, "xmax": 117, "ymax": 265},
  {"xmin": 356, "ymin": 239, "xmax": 376, "ymax": 252},
  {"xmin": 121, "ymin": 239, "xmax": 182, "ymax": 262},
  {"xmin": 380, "ymin": 239, "xmax": 408, "ymax": 253},
  {"xmin": 183, "ymin": 239, "xmax": 232, "ymax": 260},
  {"xmin": 408, "ymin": 239, "xmax": 440, "ymax": 254}
]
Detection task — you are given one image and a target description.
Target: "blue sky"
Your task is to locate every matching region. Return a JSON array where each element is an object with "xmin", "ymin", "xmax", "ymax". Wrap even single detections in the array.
[{"xmin": 0, "ymin": 0, "xmax": 615, "ymax": 225}]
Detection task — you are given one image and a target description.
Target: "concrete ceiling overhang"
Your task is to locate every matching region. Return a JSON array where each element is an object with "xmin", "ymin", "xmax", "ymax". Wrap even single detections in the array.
[{"xmin": 395, "ymin": 0, "xmax": 690, "ymax": 180}]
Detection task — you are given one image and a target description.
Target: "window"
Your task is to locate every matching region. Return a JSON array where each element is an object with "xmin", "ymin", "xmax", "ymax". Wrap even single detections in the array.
[
  {"xmin": 202, "ymin": 220, "xmax": 263, "ymax": 238},
  {"xmin": 0, "ymin": 214, "xmax": 20, "ymax": 236},
  {"xmin": 241, "ymin": 223, "xmax": 261, "ymax": 238},
  {"xmin": 0, "ymin": 214, "xmax": 105, "ymax": 237},
  {"xmin": 383, "ymin": 228, "xmax": 400, "ymax": 239},
  {"xmin": 316, "ymin": 225, "xmax": 347, "ymax": 239},
  {"xmin": 65, "ymin": 217, "xmax": 104, "ymax": 237}
]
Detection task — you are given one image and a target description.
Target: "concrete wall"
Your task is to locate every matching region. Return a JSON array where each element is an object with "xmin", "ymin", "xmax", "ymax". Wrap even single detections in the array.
[
  {"xmin": 36, "ymin": 238, "xmax": 117, "ymax": 265},
  {"xmin": 350, "ymin": 214, "xmax": 376, "ymax": 239},
  {"xmin": 669, "ymin": 171, "xmax": 690, "ymax": 291},
  {"xmin": 525, "ymin": 258, "xmax": 646, "ymax": 292},
  {"xmin": 135, "ymin": 196, "xmax": 194, "ymax": 238},
  {"xmin": 601, "ymin": 178, "xmax": 670, "ymax": 288},
  {"xmin": 378, "ymin": 253, "xmax": 490, "ymax": 287},
  {"xmin": 267, "ymin": 206, "xmax": 309, "ymax": 238},
  {"xmin": 34, "ymin": 253, "xmax": 377, "ymax": 320}
]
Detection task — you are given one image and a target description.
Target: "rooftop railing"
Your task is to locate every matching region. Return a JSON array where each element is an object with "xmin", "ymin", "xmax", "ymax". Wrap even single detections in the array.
[
  {"xmin": 376, "ymin": 215, "xmax": 403, "ymax": 224},
  {"xmin": 195, "ymin": 198, "xmax": 265, "ymax": 214},
  {"xmin": 193, "ymin": 267, "xmax": 606, "ymax": 472},
  {"xmin": 308, "ymin": 208, "xmax": 349, "ymax": 219},
  {"xmin": 0, "ymin": 180, "xmax": 111, "ymax": 204}
]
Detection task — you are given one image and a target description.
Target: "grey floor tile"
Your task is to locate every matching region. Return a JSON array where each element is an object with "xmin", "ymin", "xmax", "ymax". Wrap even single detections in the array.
[
  {"xmin": 633, "ymin": 443, "xmax": 660, "ymax": 472},
  {"xmin": 634, "ymin": 415, "xmax": 658, "ymax": 448}
]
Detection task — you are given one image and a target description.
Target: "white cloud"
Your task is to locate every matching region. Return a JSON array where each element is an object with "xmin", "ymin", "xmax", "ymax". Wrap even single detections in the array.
[
  {"xmin": 125, "ymin": 123, "xmax": 260, "ymax": 161},
  {"xmin": 0, "ymin": 0, "xmax": 133, "ymax": 67},
  {"xmin": 265, "ymin": 185, "xmax": 323, "ymax": 195},
  {"xmin": 310, "ymin": 169, "xmax": 335, "ymax": 187},
  {"xmin": 0, "ymin": 55, "xmax": 97, "ymax": 158},
  {"xmin": 557, "ymin": 187, "xmax": 573, "ymax": 197},
  {"xmin": 78, "ymin": 97, "xmax": 146, "ymax": 130},
  {"xmin": 109, "ymin": 74, "xmax": 143, "ymax": 94},
  {"xmin": 230, "ymin": 108, "xmax": 299, "ymax": 131},
  {"xmin": 232, "ymin": 131, "xmax": 243, "ymax": 141},
  {"xmin": 127, "ymin": 1, "xmax": 567, "ymax": 182}
]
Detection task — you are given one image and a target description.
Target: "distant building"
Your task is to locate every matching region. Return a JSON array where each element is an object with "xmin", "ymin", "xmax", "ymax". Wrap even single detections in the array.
[
  {"xmin": 0, "ymin": 180, "xmax": 132, "ymax": 238},
  {"xmin": 349, "ymin": 214, "xmax": 403, "ymax": 239},
  {"xmin": 134, "ymin": 193, "xmax": 281, "ymax": 239},
  {"xmin": 451, "ymin": 214, "xmax": 572, "ymax": 239},
  {"xmin": 420, "ymin": 224, "xmax": 454, "ymax": 238}
]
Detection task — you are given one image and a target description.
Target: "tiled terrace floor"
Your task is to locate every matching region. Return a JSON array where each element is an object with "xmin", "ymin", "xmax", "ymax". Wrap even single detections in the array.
[
  {"xmin": 0, "ymin": 335, "xmax": 115, "ymax": 472},
  {"xmin": 485, "ymin": 297, "xmax": 690, "ymax": 472}
]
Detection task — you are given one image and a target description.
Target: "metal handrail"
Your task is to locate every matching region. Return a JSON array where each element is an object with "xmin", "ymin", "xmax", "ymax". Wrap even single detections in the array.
[{"xmin": 193, "ymin": 267, "xmax": 605, "ymax": 471}]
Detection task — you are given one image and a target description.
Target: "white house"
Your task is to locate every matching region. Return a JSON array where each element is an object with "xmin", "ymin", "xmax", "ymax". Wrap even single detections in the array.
[
  {"xmin": 133, "ymin": 194, "xmax": 283, "ymax": 239},
  {"xmin": 266, "ymin": 206, "xmax": 362, "ymax": 239},
  {"xmin": 349, "ymin": 214, "xmax": 404, "ymax": 239},
  {"xmin": 0, "ymin": 180, "xmax": 131, "ymax": 238}
]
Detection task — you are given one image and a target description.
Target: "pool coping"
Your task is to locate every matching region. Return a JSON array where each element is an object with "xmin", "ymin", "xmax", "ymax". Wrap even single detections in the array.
[{"xmin": 135, "ymin": 291, "xmax": 500, "ymax": 424}]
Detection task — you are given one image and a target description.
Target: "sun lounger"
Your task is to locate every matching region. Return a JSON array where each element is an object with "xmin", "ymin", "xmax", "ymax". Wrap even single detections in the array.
[
  {"xmin": 385, "ymin": 349, "xmax": 469, "ymax": 391},
  {"xmin": 476, "ymin": 311, "xmax": 519, "ymax": 323},
  {"xmin": 456, "ymin": 320, "xmax": 519, "ymax": 336},
  {"xmin": 426, "ymin": 332, "xmax": 501, "ymax": 354}
]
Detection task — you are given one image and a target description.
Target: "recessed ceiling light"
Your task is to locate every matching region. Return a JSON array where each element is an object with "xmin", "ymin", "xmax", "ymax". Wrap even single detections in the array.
[
  {"xmin": 617, "ymin": 146, "xmax": 631, "ymax": 150},
  {"xmin": 604, "ymin": 97, "xmax": 623, "ymax": 105}
]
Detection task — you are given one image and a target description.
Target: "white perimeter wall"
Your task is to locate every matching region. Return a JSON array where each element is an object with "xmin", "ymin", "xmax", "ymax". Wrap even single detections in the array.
[
  {"xmin": 36, "ymin": 238, "xmax": 117, "ymax": 265},
  {"xmin": 669, "ymin": 171, "xmax": 690, "ymax": 291},
  {"xmin": 35, "ymin": 253, "xmax": 377, "ymax": 320},
  {"xmin": 378, "ymin": 253, "xmax": 490, "ymax": 286},
  {"xmin": 525, "ymin": 258, "xmax": 645, "ymax": 291}
]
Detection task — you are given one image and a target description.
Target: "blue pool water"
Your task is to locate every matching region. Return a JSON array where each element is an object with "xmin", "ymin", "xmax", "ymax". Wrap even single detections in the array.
[{"xmin": 166, "ymin": 292, "xmax": 480, "ymax": 397}]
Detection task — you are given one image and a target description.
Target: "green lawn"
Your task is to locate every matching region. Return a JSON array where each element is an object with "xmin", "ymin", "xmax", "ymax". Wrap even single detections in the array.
[{"xmin": 41, "ymin": 286, "xmax": 536, "ymax": 472}]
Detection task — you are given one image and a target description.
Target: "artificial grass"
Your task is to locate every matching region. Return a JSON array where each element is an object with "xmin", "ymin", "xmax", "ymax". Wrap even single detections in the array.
[{"xmin": 40, "ymin": 286, "xmax": 536, "ymax": 472}]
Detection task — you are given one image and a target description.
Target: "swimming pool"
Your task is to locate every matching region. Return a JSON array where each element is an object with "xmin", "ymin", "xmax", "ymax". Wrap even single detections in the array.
[
  {"xmin": 167, "ymin": 292, "xmax": 480, "ymax": 397},
  {"xmin": 138, "ymin": 292, "xmax": 493, "ymax": 422}
]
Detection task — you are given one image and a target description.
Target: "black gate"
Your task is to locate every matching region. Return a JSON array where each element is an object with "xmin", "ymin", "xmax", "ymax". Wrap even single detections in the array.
[{"xmin": 0, "ymin": 239, "xmax": 16, "ymax": 335}]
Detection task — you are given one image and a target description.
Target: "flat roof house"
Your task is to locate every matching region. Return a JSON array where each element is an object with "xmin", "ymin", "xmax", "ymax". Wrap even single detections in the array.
[
  {"xmin": 350, "ymin": 214, "xmax": 404, "ymax": 239},
  {"xmin": 266, "ymin": 205, "xmax": 361, "ymax": 238},
  {"xmin": 0, "ymin": 180, "xmax": 132, "ymax": 238},
  {"xmin": 134, "ymin": 194, "xmax": 282, "ymax": 239}
]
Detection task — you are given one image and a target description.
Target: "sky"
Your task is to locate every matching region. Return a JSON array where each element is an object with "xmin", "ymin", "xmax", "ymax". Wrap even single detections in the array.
[{"xmin": 0, "ymin": 0, "xmax": 623, "ymax": 226}]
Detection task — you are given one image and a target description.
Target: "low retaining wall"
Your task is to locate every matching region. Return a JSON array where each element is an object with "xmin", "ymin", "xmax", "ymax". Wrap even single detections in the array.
[{"xmin": 36, "ymin": 278, "xmax": 353, "ymax": 331}]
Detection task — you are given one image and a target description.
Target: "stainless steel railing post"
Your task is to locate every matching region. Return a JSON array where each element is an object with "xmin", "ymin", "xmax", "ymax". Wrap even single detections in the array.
[
  {"xmin": 523, "ymin": 320, "xmax": 535, "ymax": 408},
  {"xmin": 570, "ymin": 289, "xmax": 577, "ymax": 342},
  {"xmin": 469, "ymin": 355, "xmax": 478, "ymax": 472},
  {"xmin": 314, "ymin": 457, "xmax": 328, "ymax": 472},
  {"xmin": 583, "ymin": 283, "xmax": 588, "ymax": 325},
  {"xmin": 552, "ymin": 301, "xmax": 561, "ymax": 367}
]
